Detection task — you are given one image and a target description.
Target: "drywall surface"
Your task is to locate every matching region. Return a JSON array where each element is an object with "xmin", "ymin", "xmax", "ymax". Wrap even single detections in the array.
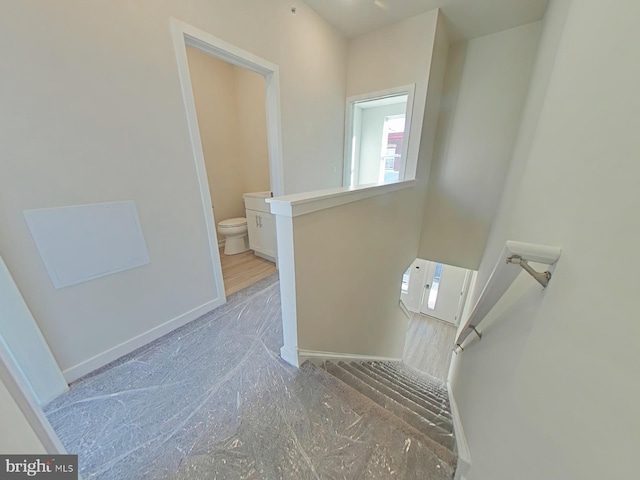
[
  {"xmin": 234, "ymin": 66, "xmax": 271, "ymax": 195},
  {"xmin": 281, "ymin": 13, "xmax": 451, "ymax": 362},
  {"xmin": 293, "ymin": 187, "xmax": 424, "ymax": 357},
  {"xmin": 418, "ymin": 22, "xmax": 542, "ymax": 270},
  {"xmin": 187, "ymin": 47, "xmax": 270, "ymax": 223},
  {"xmin": 347, "ymin": 10, "xmax": 441, "ymax": 183},
  {"xmin": 0, "ymin": 1, "xmax": 346, "ymax": 377},
  {"xmin": 452, "ymin": 0, "xmax": 640, "ymax": 478},
  {"xmin": 0, "ymin": 378, "xmax": 46, "ymax": 454}
]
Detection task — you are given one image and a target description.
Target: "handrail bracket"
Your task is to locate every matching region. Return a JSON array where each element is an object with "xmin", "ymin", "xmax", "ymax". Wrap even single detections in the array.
[{"xmin": 506, "ymin": 255, "xmax": 551, "ymax": 288}]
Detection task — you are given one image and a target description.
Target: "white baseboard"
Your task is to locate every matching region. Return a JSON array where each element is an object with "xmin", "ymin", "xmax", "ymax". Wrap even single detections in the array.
[
  {"xmin": 253, "ymin": 250, "xmax": 276, "ymax": 263},
  {"xmin": 62, "ymin": 297, "xmax": 225, "ymax": 382},
  {"xmin": 448, "ymin": 382, "xmax": 472, "ymax": 480},
  {"xmin": 298, "ymin": 348, "xmax": 401, "ymax": 366},
  {"xmin": 280, "ymin": 346, "xmax": 299, "ymax": 367}
]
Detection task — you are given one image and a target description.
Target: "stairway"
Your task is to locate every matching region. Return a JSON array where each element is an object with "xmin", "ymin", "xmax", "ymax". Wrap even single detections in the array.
[{"xmin": 301, "ymin": 360, "xmax": 456, "ymax": 472}]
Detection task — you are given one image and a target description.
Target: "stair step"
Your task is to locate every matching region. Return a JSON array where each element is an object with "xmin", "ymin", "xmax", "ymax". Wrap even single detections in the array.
[
  {"xmin": 300, "ymin": 362, "xmax": 457, "ymax": 470},
  {"xmin": 322, "ymin": 361, "xmax": 455, "ymax": 452},
  {"xmin": 380, "ymin": 362, "xmax": 449, "ymax": 397},
  {"xmin": 361, "ymin": 362, "xmax": 450, "ymax": 410},
  {"xmin": 377, "ymin": 361, "xmax": 449, "ymax": 396},
  {"xmin": 373, "ymin": 362, "xmax": 449, "ymax": 402},
  {"xmin": 347, "ymin": 362, "xmax": 453, "ymax": 429}
]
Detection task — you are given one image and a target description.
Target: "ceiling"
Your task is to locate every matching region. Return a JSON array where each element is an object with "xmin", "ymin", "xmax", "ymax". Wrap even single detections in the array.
[{"xmin": 301, "ymin": 0, "xmax": 549, "ymax": 39}]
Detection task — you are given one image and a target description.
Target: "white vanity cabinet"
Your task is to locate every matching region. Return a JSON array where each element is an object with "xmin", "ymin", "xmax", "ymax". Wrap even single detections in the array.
[{"xmin": 243, "ymin": 192, "xmax": 277, "ymax": 263}]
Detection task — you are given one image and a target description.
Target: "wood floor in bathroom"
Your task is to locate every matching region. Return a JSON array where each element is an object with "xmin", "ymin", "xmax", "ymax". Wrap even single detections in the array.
[{"xmin": 219, "ymin": 247, "xmax": 277, "ymax": 295}]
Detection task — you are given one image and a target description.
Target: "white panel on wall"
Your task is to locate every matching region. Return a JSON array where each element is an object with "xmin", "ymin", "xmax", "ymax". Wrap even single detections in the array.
[{"xmin": 24, "ymin": 201, "xmax": 150, "ymax": 288}]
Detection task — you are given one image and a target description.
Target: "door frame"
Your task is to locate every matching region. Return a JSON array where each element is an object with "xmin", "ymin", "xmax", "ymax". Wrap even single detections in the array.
[
  {"xmin": 419, "ymin": 262, "xmax": 474, "ymax": 326},
  {"xmin": 169, "ymin": 18, "xmax": 285, "ymax": 298}
]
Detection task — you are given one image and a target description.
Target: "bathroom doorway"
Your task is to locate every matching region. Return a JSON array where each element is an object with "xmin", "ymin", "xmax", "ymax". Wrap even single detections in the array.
[{"xmin": 171, "ymin": 19, "xmax": 283, "ymax": 298}]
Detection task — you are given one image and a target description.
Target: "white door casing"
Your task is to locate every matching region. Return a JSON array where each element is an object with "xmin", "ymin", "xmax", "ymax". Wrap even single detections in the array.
[{"xmin": 170, "ymin": 18, "xmax": 285, "ymax": 307}]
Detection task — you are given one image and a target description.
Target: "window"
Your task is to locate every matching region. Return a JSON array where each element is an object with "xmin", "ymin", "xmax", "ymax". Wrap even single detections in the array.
[
  {"xmin": 343, "ymin": 86, "xmax": 415, "ymax": 187},
  {"xmin": 426, "ymin": 263, "xmax": 443, "ymax": 310}
]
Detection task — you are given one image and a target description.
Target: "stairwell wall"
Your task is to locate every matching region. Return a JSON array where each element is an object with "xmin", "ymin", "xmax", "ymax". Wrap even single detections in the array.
[
  {"xmin": 277, "ymin": 10, "xmax": 451, "ymax": 363},
  {"xmin": 450, "ymin": 0, "xmax": 640, "ymax": 478},
  {"xmin": 418, "ymin": 22, "xmax": 542, "ymax": 270}
]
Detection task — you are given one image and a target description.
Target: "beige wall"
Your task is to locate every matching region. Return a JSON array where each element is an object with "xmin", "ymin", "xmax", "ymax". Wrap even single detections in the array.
[
  {"xmin": 0, "ymin": 1, "xmax": 347, "ymax": 377},
  {"xmin": 452, "ymin": 0, "xmax": 640, "ymax": 478},
  {"xmin": 187, "ymin": 47, "xmax": 270, "ymax": 223},
  {"xmin": 235, "ymin": 67, "xmax": 272, "ymax": 195},
  {"xmin": 283, "ymin": 11, "xmax": 450, "ymax": 360},
  {"xmin": 418, "ymin": 22, "xmax": 542, "ymax": 270},
  {"xmin": 347, "ymin": 10, "xmax": 445, "ymax": 184}
]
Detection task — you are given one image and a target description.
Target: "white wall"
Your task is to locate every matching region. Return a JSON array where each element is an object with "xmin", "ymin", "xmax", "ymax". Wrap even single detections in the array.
[
  {"xmin": 452, "ymin": 0, "xmax": 640, "ymax": 478},
  {"xmin": 347, "ymin": 10, "xmax": 444, "ymax": 184},
  {"xmin": 0, "ymin": 0, "xmax": 347, "ymax": 379},
  {"xmin": 276, "ymin": 10, "xmax": 451, "ymax": 364},
  {"xmin": 187, "ymin": 47, "xmax": 270, "ymax": 223},
  {"xmin": 418, "ymin": 22, "xmax": 542, "ymax": 270}
]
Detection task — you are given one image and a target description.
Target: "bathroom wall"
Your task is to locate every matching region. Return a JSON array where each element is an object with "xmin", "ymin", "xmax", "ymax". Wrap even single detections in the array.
[
  {"xmin": 235, "ymin": 67, "xmax": 272, "ymax": 194},
  {"xmin": 186, "ymin": 47, "xmax": 270, "ymax": 223}
]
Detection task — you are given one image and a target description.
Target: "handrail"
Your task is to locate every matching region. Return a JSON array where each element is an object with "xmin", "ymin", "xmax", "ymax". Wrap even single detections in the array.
[{"xmin": 454, "ymin": 241, "xmax": 561, "ymax": 353}]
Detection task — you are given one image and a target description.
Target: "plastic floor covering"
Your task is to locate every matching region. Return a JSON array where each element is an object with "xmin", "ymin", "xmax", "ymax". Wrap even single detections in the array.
[{"xmin": 45, "ymin": 275, "xmax": 453, "ymax": 479}]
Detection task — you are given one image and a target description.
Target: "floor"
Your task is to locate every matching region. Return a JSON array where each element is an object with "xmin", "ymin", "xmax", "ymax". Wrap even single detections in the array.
[
  {"xmin": 402, "ymin": 312, "xmax": 457, "ymax": 381},
  {"xmin": 219, "ymin": 247, "xmax": 276, "ymax": 295},
  {"xmin": 45, "ymin": 275, "xmax": 450, "ymax": 480}
]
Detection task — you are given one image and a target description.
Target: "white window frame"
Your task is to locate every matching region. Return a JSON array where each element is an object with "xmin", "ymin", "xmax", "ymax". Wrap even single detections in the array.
[{"xmin": 342, "ymin": 84, "xmax": 416, "ymax": 187}]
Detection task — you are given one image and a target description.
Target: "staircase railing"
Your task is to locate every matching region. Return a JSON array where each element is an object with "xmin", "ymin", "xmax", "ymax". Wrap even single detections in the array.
[{"xmin": 454, "ymin": 241, "xmax": 561, "ymax": 353}]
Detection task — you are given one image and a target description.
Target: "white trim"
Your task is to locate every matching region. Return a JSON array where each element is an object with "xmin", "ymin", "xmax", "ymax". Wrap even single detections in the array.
[
  {"xmin": 279, "ymin": 346, "xmax": 299, "ymax": 367},
  {"xmin": 398, "ymin": 299, "xmax": 411, "ymax": 319},
  {"xmin": 343, "ymin": 85, "xmax": 416, "ymax": 187},
  {"xmin": 297, "ymin": 349, "xmax": 402, "ymax": 366},
  {"xmin": 0, "ymin": 255, "xmax": 68, "ymax": 406},
  {"xmin": 62, "ymin": 298, "xmax": 223, "ymax": 382},
  {"xmin": 448, "ymin": 381, "xmax": 472, "ymax": 480},
  {"xmin": 169, "ymin": 18, "xmax": 286, "ymax": 319},
  {"xmin": 267, "ymin": 180, "xmax": 415, "ymax": 217},
  {"xmin": 274, "ymin": 215, "xmax": 298, "ymax": 367},
  {"xmin": 170, "ymin": 18, "xmax": 285, "ymax": 197},
  {"xmin": 0, "ymin": 333, "xmax": 67, "ymax": 454}
]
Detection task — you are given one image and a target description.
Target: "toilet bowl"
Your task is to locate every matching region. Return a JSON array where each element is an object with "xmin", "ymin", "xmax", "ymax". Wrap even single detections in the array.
[{"xmin": 217, "ymin": 217, "xmax": 249, "ymax": 255}]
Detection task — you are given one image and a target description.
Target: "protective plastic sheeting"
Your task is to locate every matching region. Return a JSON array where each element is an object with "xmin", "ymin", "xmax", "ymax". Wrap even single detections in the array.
[{"xmin": 45, "ymin": 276, "xmax": 454, "ymax": 479}]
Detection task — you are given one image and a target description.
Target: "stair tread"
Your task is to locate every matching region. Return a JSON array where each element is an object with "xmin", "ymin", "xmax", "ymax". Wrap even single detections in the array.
[
  {"xmin": 360, "ymin": 363, "xmax": 451, "ymax": 409},
  {"xmin": 371, "ymin": 363, "xmax": 450, "ymax": 402},
  {"xmin": 347, "ymin": 362, "xmax": 453, "ymax": 427},
  {"xmin": 300, "ymin": 362, "xmax": 457, "ymax": 470},
  {"xmin": 322, "ymin": 362, "xmax": 455, "ymax": 452}
]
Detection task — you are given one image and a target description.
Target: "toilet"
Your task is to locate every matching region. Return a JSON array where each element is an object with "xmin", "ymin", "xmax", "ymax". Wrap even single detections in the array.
[{"xmin": 217, "ymin": 217, "xmax": 249, "ymax": 255}]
